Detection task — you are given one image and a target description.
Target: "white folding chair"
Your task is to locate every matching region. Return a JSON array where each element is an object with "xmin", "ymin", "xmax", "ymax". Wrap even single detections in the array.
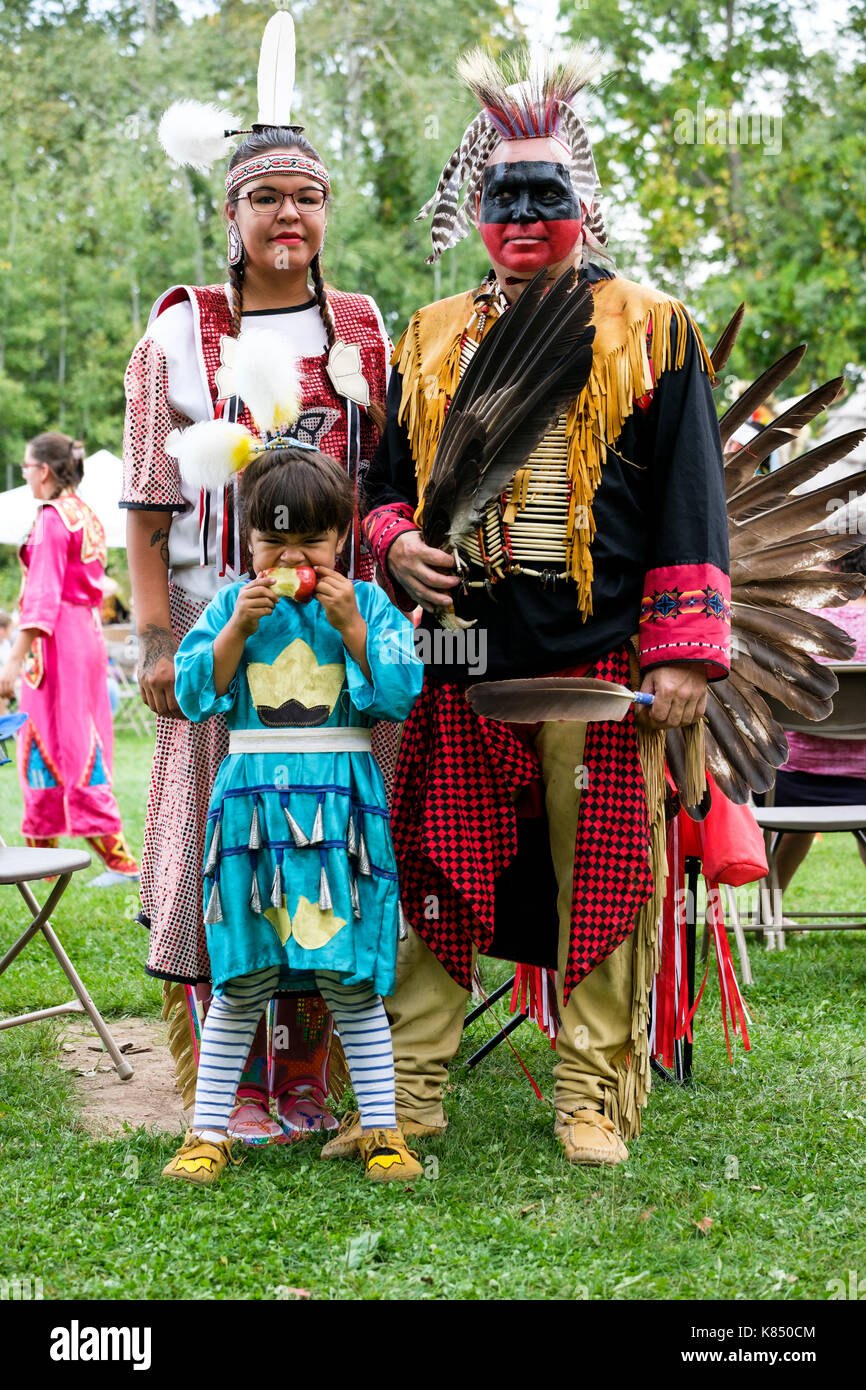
[{"xmin": 751, "ymin": 664, "xmax": 866, "ymax": 947}]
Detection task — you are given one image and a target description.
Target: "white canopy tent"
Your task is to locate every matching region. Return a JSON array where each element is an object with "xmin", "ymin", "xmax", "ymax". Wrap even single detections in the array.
[{"xmin": 0, "ymin": 449, "xmax": 127, "ymax": 549}]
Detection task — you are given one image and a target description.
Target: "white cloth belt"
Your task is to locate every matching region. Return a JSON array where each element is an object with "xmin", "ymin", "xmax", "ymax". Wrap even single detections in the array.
[{"xmin": 228, "ymin": 728, "xmax": 371, "ymax": 755}]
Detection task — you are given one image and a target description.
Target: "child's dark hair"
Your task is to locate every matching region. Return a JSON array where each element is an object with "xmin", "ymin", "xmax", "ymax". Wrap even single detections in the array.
[{"xmin": 239, "ymin": 447, "xmax": 355, "ymax": 545}]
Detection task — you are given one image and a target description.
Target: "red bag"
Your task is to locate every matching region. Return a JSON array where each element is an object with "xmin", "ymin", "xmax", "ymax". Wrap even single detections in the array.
[{"xmin": 679, "ymin": 773, "xmax": 768, "ymax": 885}]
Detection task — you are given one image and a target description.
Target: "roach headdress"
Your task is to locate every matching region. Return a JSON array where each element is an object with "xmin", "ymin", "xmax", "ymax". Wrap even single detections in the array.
[{"xmin": 418, "ymin": 45, "xmax": 607, "ymax": 265}]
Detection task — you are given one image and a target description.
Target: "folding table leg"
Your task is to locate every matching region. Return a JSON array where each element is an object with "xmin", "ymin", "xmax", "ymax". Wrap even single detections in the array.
[{"xmin": 0, "ymin": 873, "xmax": 133, "ymax": 1081}]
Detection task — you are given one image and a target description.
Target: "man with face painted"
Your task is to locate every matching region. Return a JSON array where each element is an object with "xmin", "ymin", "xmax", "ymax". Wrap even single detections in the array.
[{"xmin": 354, "ymin": 49, "xmax": 730, "ymax": 1166}]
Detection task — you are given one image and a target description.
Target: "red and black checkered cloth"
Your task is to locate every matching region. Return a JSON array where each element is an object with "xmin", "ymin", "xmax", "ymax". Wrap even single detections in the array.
[{"xmin": 391, "ymin": 647, "xmax": 654, "ymax": 1001}]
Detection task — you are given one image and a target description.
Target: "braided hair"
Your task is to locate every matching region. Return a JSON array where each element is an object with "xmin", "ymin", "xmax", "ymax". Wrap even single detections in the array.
[
  {"xmin": 226, "ymin": 128, "xmax": 330, "ymax": 343},
  {"xmin": 225, "ymin": 129, "xmax": 385, "ymax": 434}
]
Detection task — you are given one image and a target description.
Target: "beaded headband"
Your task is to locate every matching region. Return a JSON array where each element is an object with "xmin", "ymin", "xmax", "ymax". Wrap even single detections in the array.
[
  {"xmin": 225, "ymin": 153, "xmax": 331, "ymax": 200},
  {"xmin": 261, "ymin": 434, "xmax": 318, "ymax": 452}
]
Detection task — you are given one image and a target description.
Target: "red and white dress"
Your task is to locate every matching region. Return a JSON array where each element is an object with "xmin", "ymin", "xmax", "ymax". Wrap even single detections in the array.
[{"xmin": 121, "ymin": 282, "xmax": 390, "ymax": 982}]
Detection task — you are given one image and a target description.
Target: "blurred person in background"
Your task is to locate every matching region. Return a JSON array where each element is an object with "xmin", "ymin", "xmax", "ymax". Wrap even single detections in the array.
[
  {"xmin": 0, "ymin": 432, "xmax": 140, "ymax": 887},
  {"xmin": 771, "ymin": 542, "xmax": 866, "ymax": 890}
]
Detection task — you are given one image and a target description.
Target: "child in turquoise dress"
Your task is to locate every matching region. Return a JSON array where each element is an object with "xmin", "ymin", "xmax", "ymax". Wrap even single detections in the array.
[{"xmin": 162, "ymin": 443, "xmax": 424, "ymax": 1184}]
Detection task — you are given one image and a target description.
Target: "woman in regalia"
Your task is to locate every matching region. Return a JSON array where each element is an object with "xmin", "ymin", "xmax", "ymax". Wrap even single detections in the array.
[
  {"xmin": 121, "ymin": 10, "xmax": 392, "ymax": 1143},
  {"xmin": 0, "ymin": 432, "xmax": 139, "ymax": 886}
]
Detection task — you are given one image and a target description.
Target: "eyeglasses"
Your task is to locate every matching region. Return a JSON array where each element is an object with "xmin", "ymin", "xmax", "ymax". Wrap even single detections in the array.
[
  {"xmin": 21, "ymin": 462, "xmax": 43, "ymax": 472},
  {"xmin": 235, "ymin": 185, "xmax": 327, "ymax": 215}
]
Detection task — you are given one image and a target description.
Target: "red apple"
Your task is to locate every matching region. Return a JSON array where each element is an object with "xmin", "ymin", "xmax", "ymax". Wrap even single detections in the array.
[{"xmin": 261, "ymin": 565, "xmax": 317, "ymax": 604}]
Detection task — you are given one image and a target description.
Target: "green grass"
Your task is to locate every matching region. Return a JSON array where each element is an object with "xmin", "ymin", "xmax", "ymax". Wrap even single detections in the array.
[{"xmin": 1, "ymin": 730, "xmax": 865, "ymax": 1300}]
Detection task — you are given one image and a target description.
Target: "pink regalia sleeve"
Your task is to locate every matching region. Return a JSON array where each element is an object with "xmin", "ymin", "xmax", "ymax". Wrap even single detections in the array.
[{"xmin": 19, "ymin": 507, "xmax": 69, "ymax": 636}]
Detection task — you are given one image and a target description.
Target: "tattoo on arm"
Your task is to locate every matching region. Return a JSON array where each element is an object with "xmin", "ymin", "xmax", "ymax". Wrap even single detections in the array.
[
  {"xmin": 149, "ymin": 526, "xmax": 170, "ymax": 567},
  {"xmin": 140, "ymin": 624, "xmax": 176, "ymax": 675}
]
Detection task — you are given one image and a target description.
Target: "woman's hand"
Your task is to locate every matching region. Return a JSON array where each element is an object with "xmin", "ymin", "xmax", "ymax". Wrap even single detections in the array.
[
  {"xmin": 387, "ymin": 531, "xmax": 460, "ymax": 611},
  {"xmin": 0, "ymin": 656, "xmax": 22, "ymax": 701},
  {"xmin": 229, "ymin": 574, "xmax": 278, "ymax": 637},
  {"xmin": 137, "ymin": 624, "xmax": 183, "ymax": 718}
]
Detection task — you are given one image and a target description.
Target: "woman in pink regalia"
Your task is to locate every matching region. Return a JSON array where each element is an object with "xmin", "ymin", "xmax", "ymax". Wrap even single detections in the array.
[{"xmin": 0, "ymin": 432, "xmax": 140, "ymax": 887}]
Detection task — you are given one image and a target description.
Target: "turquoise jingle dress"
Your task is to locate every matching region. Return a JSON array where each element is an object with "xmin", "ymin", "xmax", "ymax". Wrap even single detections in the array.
[{"xmin": 174, "ymin": 580, "xmax": 423, "ymax": 997}]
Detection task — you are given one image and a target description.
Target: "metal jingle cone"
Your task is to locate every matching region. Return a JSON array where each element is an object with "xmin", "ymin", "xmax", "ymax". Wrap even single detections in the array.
[
  {"xmin": 346, "ymin": 812, "xmax": 358, "ymax": 858},
  {"xmin": 398, "ymin": 903, "xmax": 410, "ymax": 941},
  {"xmin": 357, "ymin": 830, "xmax": 372, "ymax": 877},
  {"xmin": 270, "ymin": 858, "xmax": 283, "ymax": 909},
  {"xmin": 204, "ymin": 819, "xmax": 221, "ymax": 877},
  {"xmin": 310, "ymin": 801, "xmax": 325, "ymax": 845},
  {"xmin": 249, "ymin": 866, "xmax": 262, "ymax": 914},
  {"xmin": 284, "ymin": 807, "xmax": 309, "ymax": 848},
  {"xmin": 350, "ymin": 873, "xmax": 361, "ymax": 920},
  {"xmin": 204, "ymin": 878, "xmax": 223, "ymax": 925},
  {"xmin": 318, "ymin": 861, "xmax": 333, "ymax": 912},
  {"xmin": 249, "ymin": 801, "xmax": 262, "ymax": 851}
]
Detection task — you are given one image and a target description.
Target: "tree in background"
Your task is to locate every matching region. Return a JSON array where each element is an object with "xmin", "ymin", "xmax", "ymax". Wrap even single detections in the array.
[
  {"xmin": 1, "ymin": 0, "xmax": 863, "ymax": 479},
  {"xmin": 0, "ymin": 0, "xmax": 512, "ymax": 475},
  {"xmin": 565, "ymin": 0, "xmax": 866, "ymax": 385}
]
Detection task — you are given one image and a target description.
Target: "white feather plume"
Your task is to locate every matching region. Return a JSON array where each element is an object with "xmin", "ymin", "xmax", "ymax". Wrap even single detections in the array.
[
  {"xmin": 234, "ymin": 331, "xmax": 303, "ymax": 435},
  {"xmin": 175, "ymin": 420, "xmax": 256, "ymax": 491},
  {"xmin": 158, "ymin": 101, "xmax": 241, "ymax": 173},
  {"xmin": 256, "ymin": 11, "xmax": 296, "ymax": 126}
]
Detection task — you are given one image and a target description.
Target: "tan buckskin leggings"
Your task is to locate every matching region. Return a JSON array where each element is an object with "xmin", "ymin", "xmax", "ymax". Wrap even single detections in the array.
[{"xmin": 386, "ymin": 720, "xmax": 634, "ymax": 1126}]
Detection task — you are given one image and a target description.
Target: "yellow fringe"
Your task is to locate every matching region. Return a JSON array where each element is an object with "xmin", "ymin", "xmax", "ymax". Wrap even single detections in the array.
[
  {"xmin": 564, "ymin": 293, "xmax": 712, "ymax": 619},
  {"xmin": 394, "ymin": 278, "xmax": 714, "ymax": 617},
  {"xmin": 328, "ymin": 1034, "xmax": 350, "ymax": 1104},
  {"xmin": 162, "ymin": 980, "xmax": 198, "ymax": 1110},
  {"xmin": 682, "ymin": 719, "xmax": 708, "ymax": 808}
]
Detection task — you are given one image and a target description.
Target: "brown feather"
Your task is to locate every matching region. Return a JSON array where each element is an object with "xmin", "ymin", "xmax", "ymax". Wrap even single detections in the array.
[
  {"xmin": 710, "ymin": 677, "xmax": 788, "ymax": 767},
  {"xmin": 704, "ymin": 690, "xmax": 777, "ymax": 792},
  {"xmin": 726, "ymin": 669, "xmax": 790, "ymax": 761},
  {"xmin": 723, "ymin": 428, "xmax": 798, "ymax": 497},
  {"xmin": 718, "ymin": 344, "xmax": 807, "ymax": 448},
  {"xmin": 729, "ymin": 533, "xmax": 865, "ymax": 585},
  {"xmin": 704, "ymin": 726, "xmax": 752, "ymax": 804},
  {"xmin": 732, "ymin": 601, "xmax": 856, "ymax": 660},
  {"xmin": 730, "ymin": 644, "xmax": 835, "ymax": 721},
  {"xmin": 729, "ymin": 470, "xmax": 866, "ymax": 556},
  {"xmin": 710, "ymin": 304, "xmax": 745, "ymax": 374},
  {"xmin": 728, "ymin": 430, "xmax": 866, "ymax": 523},
  {"xmin": 725, "ymin": 378, "xmax": 847, "ymax": 497},
  {"xmin": 731, "ymin": 572, "xmax": 866, "ymax": 608},
  {"xmin": 732, "ymin": 626, "xmax": 839, "ymax": 699}
]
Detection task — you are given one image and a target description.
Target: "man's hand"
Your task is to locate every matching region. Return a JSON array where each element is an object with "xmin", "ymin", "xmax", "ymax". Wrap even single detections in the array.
[
  {"xmin": 137, "ymin": 624, "xmax": 183, "ymax": 719},
  {"xmin": 639, "ymin": 664, "xmax": 708, "ymax": 730},
  {"xmin": 387, "ymin": 530, "xmax": 461, "ymax": 611}
]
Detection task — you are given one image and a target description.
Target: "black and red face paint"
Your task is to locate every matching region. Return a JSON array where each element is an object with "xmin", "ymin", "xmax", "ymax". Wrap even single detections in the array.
[{"xmin": 478, "ymin": 161, "xmax": 584, "ymax": 273}]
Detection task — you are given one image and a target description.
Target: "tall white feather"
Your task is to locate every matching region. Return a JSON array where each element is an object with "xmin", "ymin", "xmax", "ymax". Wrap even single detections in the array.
[
  {"xmin": 159, "ymin": 101, "xmax": 241, "ymax": 173},
  {"xmin": 234, "ymin": 331, "xmax": 303, "ymax": 436},
  {"xmin": 256, "ymin": 11, "xmax": 296, "ymax": 126}
]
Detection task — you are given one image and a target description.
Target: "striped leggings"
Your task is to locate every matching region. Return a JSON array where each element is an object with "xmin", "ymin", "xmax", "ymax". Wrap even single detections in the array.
[{"xmin": 193, "ymin": 967, "xmax": 396, "ymax": 1132}]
